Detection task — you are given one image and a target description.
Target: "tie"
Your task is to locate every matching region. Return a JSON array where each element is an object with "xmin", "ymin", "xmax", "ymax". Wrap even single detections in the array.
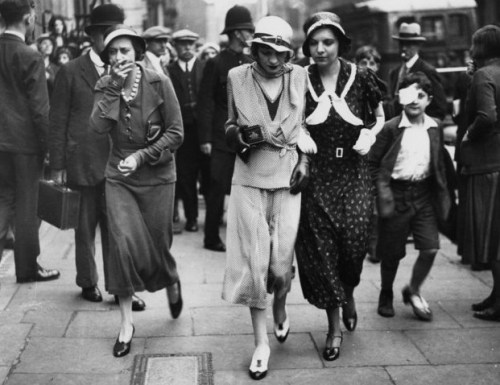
[
  {"xmin": 185, "ymin": 61, "xmax": 189, "ymax": 73},
  {"xmin": 395, "ymin": 64, "xmax": 408, "ymax": 95}
]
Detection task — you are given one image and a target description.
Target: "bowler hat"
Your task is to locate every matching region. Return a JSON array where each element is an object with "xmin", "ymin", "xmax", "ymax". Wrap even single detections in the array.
[
  {"xmin": 302, "ymin": 12, "xmax": 351, "ymax": 57},
  {"xmin": 172, "ymin": 29, "xmax": 199, "ymax": 42},
  {"xmin": 99, "ymin": 25, "xmax": 146, "ymax": 65},
  {"xmin": 392, "ymin": 22, "xmax": 426, "ymax": 42},
  {"xmin": 142, "ymin": 26, "xmax": 172, "ymax": 41},
  {"xmin": 221, "ymin": 5, "xmax": 254, "ymax": 35},
  {"xmin": 84, "ymin": 4, "xmax": 125, "ymax": 35}
]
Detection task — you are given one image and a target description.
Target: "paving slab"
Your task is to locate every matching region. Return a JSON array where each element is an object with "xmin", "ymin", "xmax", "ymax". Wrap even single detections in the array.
[
  {"xmin": 5, "ymin": 373, "xmax": 130, "ymax": 385},
  {"xmin": 22, "ymin": 309, "xmax": 74, "ymax": 337},
  {"xmin": 144, "ymin": 334, "xmax": 323, "ymax": 371},
  {"xmin": 437, "ymin": 300, "xmax": 500, "ymax": 328},
  {"xmin": 14, "ymin": 337, "xmax": 145, "ymax": 374},
  {"xmin": 0, "ymin": 324, "xmax": 32, "ymax": 366},
  {"xmin": 65, "ymin": 308, "xmax": 193, "ymax": 338},
  {"xmin": 405, "ymin": 328, "xmax": 500, "ymax": 364},
  {"xmin": 0, "ymin": 366, "xmax": 10, "ymax": 385},
  {"xmin": 216, "ymin": 367, "xmax": 393, "ymax": 385},
  {"xmin": 387, "ymin": 364, "xmax": 500, "ymax": 385},
  {"xmin": 311, "ymin": 330, "xmax": 428, "ymax": 367},
  {"xmin": 0, "ymin": 282, "xmax": 18, "ymax": 311}
]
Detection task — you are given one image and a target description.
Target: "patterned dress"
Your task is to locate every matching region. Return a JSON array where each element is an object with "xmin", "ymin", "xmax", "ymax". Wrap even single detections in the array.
[{"xmin": 295, "ymin": 59, "xmax": 382, "ymax": 309}]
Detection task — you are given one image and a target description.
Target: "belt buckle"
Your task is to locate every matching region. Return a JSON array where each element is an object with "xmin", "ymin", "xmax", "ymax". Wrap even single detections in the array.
[{"xmin": 335, "ymin": 147, "xmax": 344, "ymax": 158}]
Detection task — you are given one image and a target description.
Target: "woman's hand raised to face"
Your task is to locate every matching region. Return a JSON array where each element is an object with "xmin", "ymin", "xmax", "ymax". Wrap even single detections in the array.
[{"xmin": 111, "ymin": 59, "xmax": 134, "ymax": 81}]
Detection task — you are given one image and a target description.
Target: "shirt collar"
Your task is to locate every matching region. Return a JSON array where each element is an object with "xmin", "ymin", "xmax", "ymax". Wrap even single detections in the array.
[
  {"xmin": 399, "ymin": 111, "xmax": 437, "ymax": 130},
  {"xmin": 405, "ymin": 54, "xmax": 419, "ymax": 69},
  {"xmin": 177, "ymin": 56, "xmax": 196, "ymax": 72},
  {"xmin": 145, "ymin": 51, "xmax": 164, "ymax": 74},
  {"xmin": 4, "ymin": 30, "xmax": 25, "ymax": 41},
  {"xmin": 89, "ymin": 48, "xmax": 105, "ymax": 68}
]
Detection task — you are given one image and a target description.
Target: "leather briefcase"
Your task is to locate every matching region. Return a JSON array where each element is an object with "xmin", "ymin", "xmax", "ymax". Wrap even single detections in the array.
[{"xmin": 38, "ymin": 180, "xmax": 81, "ymax": 230}]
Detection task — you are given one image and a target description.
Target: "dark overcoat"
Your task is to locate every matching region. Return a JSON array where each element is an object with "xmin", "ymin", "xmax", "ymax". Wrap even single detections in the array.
[{"xmin": 49, "ymin": 53, "xmax": 110, "ymax": 186}]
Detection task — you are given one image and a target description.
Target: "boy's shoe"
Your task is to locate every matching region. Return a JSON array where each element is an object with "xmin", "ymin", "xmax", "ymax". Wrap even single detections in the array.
[{"xmin": 402, "ymin": 286, "xmax": 432, "ymax": 321}]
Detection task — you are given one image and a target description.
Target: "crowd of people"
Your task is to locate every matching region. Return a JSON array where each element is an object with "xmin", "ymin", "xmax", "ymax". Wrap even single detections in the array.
[{"xmin": 1, "ymin": 0, "xmax": 500, "ymax": 381}]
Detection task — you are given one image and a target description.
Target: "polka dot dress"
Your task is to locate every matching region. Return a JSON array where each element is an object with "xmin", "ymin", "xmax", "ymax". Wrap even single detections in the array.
[{"xmin": 295, "ymin": 60, "xmax": 382, "ymax": 309}]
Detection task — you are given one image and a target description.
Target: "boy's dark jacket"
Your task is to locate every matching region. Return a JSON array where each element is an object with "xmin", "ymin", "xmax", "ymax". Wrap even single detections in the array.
[{"xmin": 368, "ymin": 114, "xmax": 452, "ymax": 222}]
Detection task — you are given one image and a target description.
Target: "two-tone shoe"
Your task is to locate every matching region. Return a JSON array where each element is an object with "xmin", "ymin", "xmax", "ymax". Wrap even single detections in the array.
[
  {"xmin": 273, "ymin": 315, "xmax": 290, "ymax": 343},
  {"xmin": 248, "ymin": 345, "xmax": 270, "ymax": 381}
]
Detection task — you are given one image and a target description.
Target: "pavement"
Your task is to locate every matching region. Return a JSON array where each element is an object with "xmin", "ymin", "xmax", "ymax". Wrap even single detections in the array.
[{"xmin": 0, "ymin": 205, "xmax": 499, "ymax": 385}]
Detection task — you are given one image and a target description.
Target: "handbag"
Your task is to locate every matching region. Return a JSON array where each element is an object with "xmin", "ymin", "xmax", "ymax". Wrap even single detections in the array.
[{"xmin": 38, "ymin": 180, "xmax": 81, "ymax": 230}]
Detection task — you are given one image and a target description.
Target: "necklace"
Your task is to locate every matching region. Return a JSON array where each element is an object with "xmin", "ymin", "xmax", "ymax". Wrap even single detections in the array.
[{"xmin": 121, "ymin": 69, "xmax": 142, "ymax": 103}]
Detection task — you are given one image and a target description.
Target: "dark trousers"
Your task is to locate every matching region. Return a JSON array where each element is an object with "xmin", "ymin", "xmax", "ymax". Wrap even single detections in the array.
[
  {"xmin": 72, "ymin": 182, "xmax": 109, "ymax": 289},
  {"xmin": 0, "ymin": 152, "xmax": 42, "ymax": 279},
  {"xmin": 176, "ymin": 123, "xmax": 210, "ymax": 221},
  {"xmin": 204, "ymin": 149, "xmax": 235, "ymax": 245}
]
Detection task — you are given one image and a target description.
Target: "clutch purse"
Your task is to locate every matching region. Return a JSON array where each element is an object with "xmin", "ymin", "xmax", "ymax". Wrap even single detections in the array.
[
  {"xmin": 145, "ymin": 120, "xmax": 165, "ymax": 145},
  {"xmin": 241, "ymin": 125, "xmax": 266, "ymax": 146},
  {"xmin": 38, "ymin": 180, "xmax": 81, "ymax": 230}
]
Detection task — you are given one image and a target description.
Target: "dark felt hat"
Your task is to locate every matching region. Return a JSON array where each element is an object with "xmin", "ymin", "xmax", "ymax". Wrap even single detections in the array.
[
  {"xmin": 84, "ymin": 4, "xmax": 125, "ymax": 35},
  {"xmin": 221, "ymin": 5, "xmax": 254, "ymax": 34},
  {"xmin": 302, "ymin": 12, "xmax": 351, "ymax": 57}
]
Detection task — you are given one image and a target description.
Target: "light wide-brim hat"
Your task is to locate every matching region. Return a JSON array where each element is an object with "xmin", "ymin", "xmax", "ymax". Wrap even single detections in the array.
[
  {"xmin": 250, "ymin": 16, "xmax": 294, "ymax": 53},
  {"xmin": 99, "ymin": 25, "xmax": 146, "ymax": 65},
  {"xmin": 302, "ymin": 12, "xmax": 351, "ymax": 57},
  {"xmin": 392, "ymin": 22, "xmax": 426, "ymax": 42}
]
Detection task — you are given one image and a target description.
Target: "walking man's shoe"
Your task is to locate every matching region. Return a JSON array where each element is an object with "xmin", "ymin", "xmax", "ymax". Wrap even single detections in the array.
[
  {"xmin": 17, "ymin": 265, "xmax": 60, "ymax": 283},
  {"xmin": 82, "ymin": 286, "xmax": 103, "ymax": 302},
  {"xmin": 377, "ymin": 289, "xmax": 395, "ymax": 317}
]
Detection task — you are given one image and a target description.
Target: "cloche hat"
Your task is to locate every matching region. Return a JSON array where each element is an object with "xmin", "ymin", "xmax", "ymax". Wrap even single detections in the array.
[
  {"xmin": 221, "ymin": 5, "xmax": 254, "ymax": 35},
  {"xmin": 392, "ymin": 22, "xmax": 426, "ymax": 42},
  {"xmin": 84, "ymin": 4, "xmax": 125, "ymax": 35},
  {"xmin": 250, "ymin": 16, "xmax": 293, "ymax": 53},
  {"xmin": 302, "ymin": 12, "xmax": 351, "ymax": 57},
  {"xmin": 99, "ymin": 25, "xmax": 146, "ymax": 65}
]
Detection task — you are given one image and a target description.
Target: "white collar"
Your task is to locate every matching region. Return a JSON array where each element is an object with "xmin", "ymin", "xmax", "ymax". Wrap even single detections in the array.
[
  {"xmin": 405, "ymin": 54, "xmax": 419, "ymax": 69},
  {"xmin": 89, "ymin": 48, "xmax": 105, "ymax": 68},
  {"xmin": 177, "ymin": 56, "xmax": 196, "ymax": 72},
  {"xmin": 4, "ymin": 30, "xmax": 25, "ymax": 41},
  {"xmin": 399, "ymin": 111, "xmax": 437, "ymax": 130}
]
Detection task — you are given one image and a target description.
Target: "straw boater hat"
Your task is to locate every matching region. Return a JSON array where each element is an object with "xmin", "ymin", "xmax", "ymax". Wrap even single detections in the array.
[
  {"xmin": 392, "ymin": 22, "xmax": 426, "ymax": 42},
  {"xmin": 84, "ymin": 4, "xmax": 125, "ymax": 35},
  {"xmin": 250, "ymin": 16, "xmax": 293, "ymax": 53},
  {"xmin": 99, "ymin": 25, "xmax": 146, "ymax": 65},
  {"xmin": 302, "ymin": 12, "xmax": 351, "ymax": 57}
]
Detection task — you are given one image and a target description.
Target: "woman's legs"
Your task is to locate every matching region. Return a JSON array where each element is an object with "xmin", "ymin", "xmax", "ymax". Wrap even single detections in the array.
[
  {"xmin": 341, "ymin": 283, "xmax": 357, "ymax": 330},
  {"xmin": 323, "ymin": 307, "xmax": 343, "ymax": 360},
  {"xmin": 118, "ymin": 295, "xmax": 134, "ymax": 341}
]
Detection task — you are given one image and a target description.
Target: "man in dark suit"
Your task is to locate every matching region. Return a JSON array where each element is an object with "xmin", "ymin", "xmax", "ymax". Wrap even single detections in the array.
[
  {"xmin": 167, "ymin": 29, "xmax": 208, "ymax": 233},
  {"xmin": 197, "ymin": 6, "xmax": 254, "ymax": 251},
  {"xmin": 0, "ymin": 0, "xmax": 60, "ymax": 283},
  {"xmin": 388, "ymin": 22, "xmax": 448, "ymax": 122},
  {"xmin": 49, "ymin": 4, "xmax": 145, "ymax": 310}
]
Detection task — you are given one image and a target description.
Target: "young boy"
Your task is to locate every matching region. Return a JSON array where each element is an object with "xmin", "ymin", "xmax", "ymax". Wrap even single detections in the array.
[{"xmin": 368, "ymin": 72, "xmax": 451, "ymax": 321}]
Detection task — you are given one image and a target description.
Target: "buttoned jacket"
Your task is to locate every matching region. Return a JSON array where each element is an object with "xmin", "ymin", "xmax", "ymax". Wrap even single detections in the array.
[
  {"xmin": 368, "ymin": 114, "xmax": 451, "ymax": 221},
  {"xmin": 0, "ymin": 33, "xmax": 49, "ymax": 154},
  {"xmin": 49, "ymin": 52, "xmax": 110, "ymax": 186}
]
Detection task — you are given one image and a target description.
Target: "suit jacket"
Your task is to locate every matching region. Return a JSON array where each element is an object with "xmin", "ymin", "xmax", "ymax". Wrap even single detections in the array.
[
  {"xmin": 0, "ymin": 33, "xmax": 49, "ymax": 154},
  {"xmin": 388, "ymin": 57, "xmax": 448, "ymax": 121},
  {"xmin": 368, "ymin": 114, "xmax": 451, "ymax": 222},
  {"xmin": 460, "ymin": 59, "xmax": 500, "ymax": 175},
  {"xmin": 49, "ymin": 52, "xmax": 110, "ymax": 186},
  {"xmin": 166, "ymin": 58, "xmax": 205, "ymax": 124},
  {"xmin": 197, "ymin": 49, "xmax": 253, "ymax": 152}
]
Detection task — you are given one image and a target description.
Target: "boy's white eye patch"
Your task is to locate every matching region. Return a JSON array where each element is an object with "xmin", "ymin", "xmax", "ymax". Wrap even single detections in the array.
[{"xmin": 399, "ymin": 83, "xmax": 419, "ymax": 105}]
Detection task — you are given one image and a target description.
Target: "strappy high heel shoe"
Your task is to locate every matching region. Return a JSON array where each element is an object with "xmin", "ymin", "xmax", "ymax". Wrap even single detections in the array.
[
  {"xmin": 273, "ymin": 314, "xmax": 290, "ymax": 343},
  {"xmin": 248, "ymin": 345, "xmax": 270, "ymax": 381},
  {"xmin": 323, "ymin": 332, "xmax": 343, "ymax": 361}
]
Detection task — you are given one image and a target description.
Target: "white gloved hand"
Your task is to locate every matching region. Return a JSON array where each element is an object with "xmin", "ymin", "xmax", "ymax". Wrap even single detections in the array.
[
  {"xmin": 297, "ymin": 128, "xmax": 318, "ymax": 154},
  {"xmin": 352, "ymin": 128, "xmax": 376, "ymax": 156}
]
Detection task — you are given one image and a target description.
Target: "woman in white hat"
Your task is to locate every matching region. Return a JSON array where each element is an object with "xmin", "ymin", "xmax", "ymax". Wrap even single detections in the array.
[
  {"xmin": 89, "ymin": 25, "xmax": 184, "ymax": 358},
  {"xmin": 222, "ymin": 15, "xmax": 316, "ymax": 380},
  {"xmin": 295, "ymin": 12, "xmax": 385, "ymax": 361}
]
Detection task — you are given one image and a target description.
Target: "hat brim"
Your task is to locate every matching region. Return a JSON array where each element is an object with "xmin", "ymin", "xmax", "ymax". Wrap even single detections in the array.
[
  {"xmin": 85, "ymin": 23, "xmax": 116, "ymax": 35},
  {"xmin": 99, "ymin": 32, "xmax": 146, "ymax": 65},
  {"xmin": 251, "ymin": 39, "xmax": 292, "ymax": 53},
  {"xmin": 393, "ymin": 35, "xmax": 426, "ymax": 42},
  {"xmin": 221, "ymin": 23, "xmax": 255, "ymax": 35},
  {"xmin": 302, "ymin": 24, "xmax": 351, "ymax": 57}
]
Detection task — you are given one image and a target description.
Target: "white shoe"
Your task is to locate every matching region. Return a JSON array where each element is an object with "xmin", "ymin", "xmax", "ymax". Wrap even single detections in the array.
[{"xmin": 248, "ymin": 345, "xmax": 270, "ymax": 381}]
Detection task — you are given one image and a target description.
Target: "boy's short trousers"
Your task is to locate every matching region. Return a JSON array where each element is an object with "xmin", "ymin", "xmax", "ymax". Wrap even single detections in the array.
[{"xmin": 377, "ymin": 178, "xmax": 439, "ymax": 261}]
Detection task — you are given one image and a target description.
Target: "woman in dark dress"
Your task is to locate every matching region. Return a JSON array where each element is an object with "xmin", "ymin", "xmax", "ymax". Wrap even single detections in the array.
[
  {"xmin": 460, "ymin": 25, "xmax": 500, "ymax": 321},
  {"xmin": 295, "ymin": 12, "xmax": 385, "ymax": 360},
  {"xmin": 90, "ymin": 25, "xmax": 184, "ymax": 356}
]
